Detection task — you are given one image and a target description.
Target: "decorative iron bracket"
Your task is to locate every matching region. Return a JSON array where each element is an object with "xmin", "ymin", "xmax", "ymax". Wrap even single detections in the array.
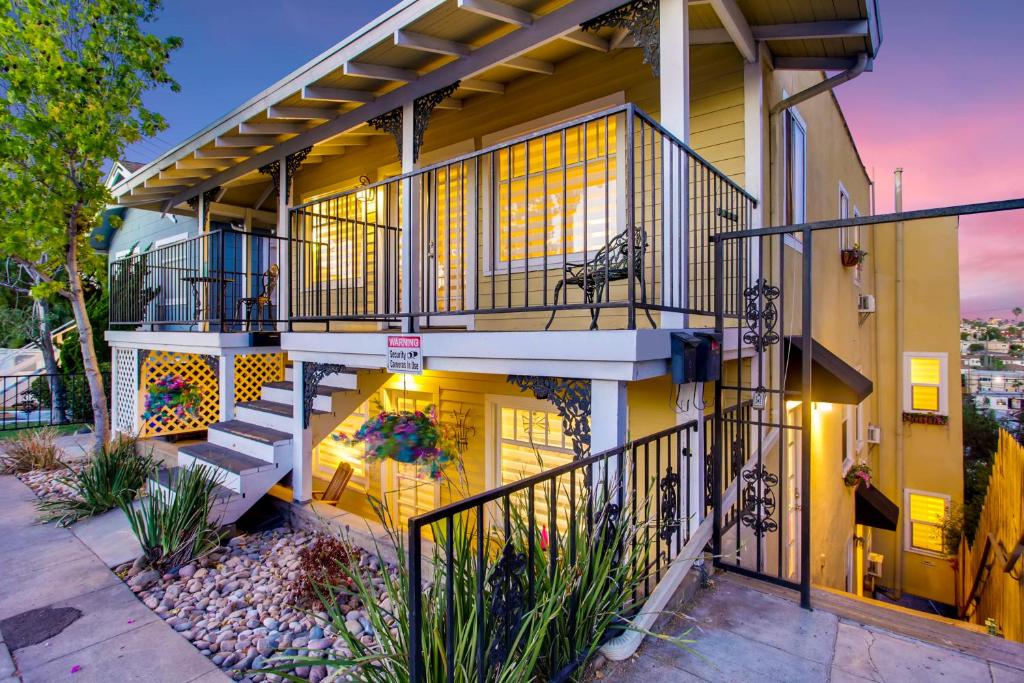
[
  {"xmin": 507, "ymin": 375, "xmax": 591, "ymax": 458},
  {"xmin": 186, "ymin": 186, "xmax": 223, "ymax": 214},
  {"xmin": 743, "ymin": 278, "xmax": 781, "ymax": 352},
  {"xmin": 369, "ymin": 81, "xmax": 461, "ymax": 163},
  {"xmin": 581, "ymin": 0, "xmax": 660, "ymax": 77},
  {"xmin": 200, "ymin": 354, "xmax": 220, "ymax": 376},
  {"xmin": 302, "ymin": 362, "xmax": 347, "ymax": 428},
  {"xmin": 659, "ymin": 462, "xmax": 681, "ymax": 543},
  {"xmin": 258, "ymin": 146, "xmax": 312, "ymax": 203},
  {"xmin": 739, "ymin": 464, "xmax": 779, "ymax": 538}
]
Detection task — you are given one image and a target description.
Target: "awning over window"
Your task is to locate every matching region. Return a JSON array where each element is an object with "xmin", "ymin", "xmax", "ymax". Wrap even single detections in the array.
[
  {"xmin": 784, "ymin": 336, "xmax": 873, "ymax": 405},
  {"xmin": 855, "ymin": 484, "xmax": 900, "ymax": 531}
]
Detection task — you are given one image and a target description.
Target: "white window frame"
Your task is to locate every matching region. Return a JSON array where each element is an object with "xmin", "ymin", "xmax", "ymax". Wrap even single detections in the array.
[
  {"xmin": 783, "ymin": 97, "xmax": 808, "ymax": 228},
  {"xmin": 903, "ymin": 352, "xmax": 949, "ymax": 415},
  {"xmin": 484, "ymin": 393, "xmax": 574, "ymax": 491},
  {"xmin": 856, "ymin": 399, "xmax": 866, "ymax": 454},
  {"xmin": 842, "ymin": 404, "xmax": 855, "ymax": 473},
  {"xmin": 903, "ymin": 488, "xmax": 950, "ymax": 557}
]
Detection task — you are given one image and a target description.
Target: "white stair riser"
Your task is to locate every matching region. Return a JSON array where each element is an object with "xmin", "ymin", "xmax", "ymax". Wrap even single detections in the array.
[
  {"xmin": 261, "ymin": 386, "xmax": 331, "ymax": 412},
  {"xmin": 148, "ymin": 480, "xmax": 243, "ymax": 525},
  {"xmin": 235, "ymin": 406, "xmax": 293, "ymax": 433},
  {"xmin": 177, "ymin": 452, "xmax": 243, "ymax": 492},
  {"xmin": 207, "ymin": 429, "xmax": 287, "ymax": 464},
  {"xmin": 284, "ymin": 367, "xmax": 358, "ymax": 390}
]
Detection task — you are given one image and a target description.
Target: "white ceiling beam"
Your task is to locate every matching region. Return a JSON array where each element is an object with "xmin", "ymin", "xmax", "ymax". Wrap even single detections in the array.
[
  {"xmin": 253, "ymin": 183, "xmax": 275, "ymax": 210},
  {"xmin": 132, "ymin": 185, "xmax": 183, "ymax": 196},
  {"xmin": 503, "ymin": 56, "xmax": 554, "ymax": 74},
  {"xmin": 176, "ymin": 158, "xmax": 229, "ymax": 171},
  {"xmin": 300, "ymin": 86, "xmax": 376, "ymax": 103},
  {"xmin": 609, "ymin": 27, "xmax": 631, "ymax": 50},
  {"xmin": 344, "ymin": 61, "xmax": 419, "ymax": 82},
  {"xmin": 195, "ymin": 148, "xmax": 256, "ymax": 159},
  {"xmin": 215, "ymin": 135, "xmax": 280, "ymax": 148},
  {"xmin": 458, "ymin": 78, "xmax": 504, "ymax": 94},
  {"xmin": 709, "ymin": 0, "xmax": 757, "ymax": 63},
  {"xmin": 147, "ymin": 176, "xmax": 200, "ymax": 187},
  {"xmin": 457, "ymin": 0, "xmax": 532, "ymax": 27},
  {"xmin": 434, "ymin": 98, "xmax": 462, "ymax": 110},
  {"xmin": 214, "ymin": 186, "xmax": 228, "ymax": 202},
  {"xmin": 561, "ymin": 29, "xmax": 609, "ymax": 52},
  {"xmin": 753, "ymin": 20, "xmax": 869, "ymax": 41},
  {"xmin": 209, "ymin": 202, "xmax": 276, "ymax": 223},
  {"xmin": 239, "ymin": 122, "xmax": 310, "ymax": 135},
  {"xmin": 223, "ymin": 173, "xmax": 268, "ymax": 188},
  {"xmin": 774, "ymin": 56, "xmax": 865, "ymax": 71},
  {"xmin": 394, "ymin": 29, "xmax": 471, "ymax": 57},
  {"xmin": 160, "ymin": 168, "xmax": 209, "ymax": 180},
  {"xmin": 267, "ymin": 106, "xmax": 337, "ymax": 120}
]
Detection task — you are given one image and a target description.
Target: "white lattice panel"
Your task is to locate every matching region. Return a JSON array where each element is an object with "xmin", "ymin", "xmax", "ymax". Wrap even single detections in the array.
[{"xmin": 113, "ymin": 347, "xmax": 139, "ymax": 435}]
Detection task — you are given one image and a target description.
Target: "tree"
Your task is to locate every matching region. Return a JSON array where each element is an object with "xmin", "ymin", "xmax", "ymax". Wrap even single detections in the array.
[
  {"xmin": 968, "ymin": 342, "xmax": 985, "ymax": 353},
  {"xmin": 1013, "ymin": 306, "xmax": 1022, "ymax": 321},
  {"xmin": 0, "ymin": 0, "xmax": 180, "ymax": 445},
  {"xmin": 961, "ymin": 399, "xmax": 1002, "ymax": 540}
]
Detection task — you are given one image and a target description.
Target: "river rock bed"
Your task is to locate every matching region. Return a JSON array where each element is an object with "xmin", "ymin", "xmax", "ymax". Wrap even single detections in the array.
[
  {"xmin": 119, "ymin": 527, "xmax": 388, "ymax": 682},
  {"xmin": 16, "ymin": 464, "xmax": 81, "ymax": 499}
]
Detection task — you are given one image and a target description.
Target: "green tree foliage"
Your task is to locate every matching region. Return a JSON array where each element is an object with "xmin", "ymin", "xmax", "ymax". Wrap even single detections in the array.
[
  {"xmin": 0, "ymin": 0, "xmax": 181, "ymax": 444},
  {"xmin": 961, "ymin": 399, "xmax": 1001, "ymax": 541},
  {"xmin": 983, "ymin": 326, "xmax": 1005, "ymax": 341},
  {"xmin": 968, "ymin": 342, "xmax": 985, "ymax": 353}
]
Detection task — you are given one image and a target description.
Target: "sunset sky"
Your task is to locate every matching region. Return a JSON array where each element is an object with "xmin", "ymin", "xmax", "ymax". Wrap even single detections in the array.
[{"xmin": 128, "ymin": 0, "xmax": 1024, "ymax": 319}]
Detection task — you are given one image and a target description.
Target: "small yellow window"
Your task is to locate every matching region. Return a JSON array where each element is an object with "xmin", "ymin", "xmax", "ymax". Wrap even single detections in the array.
[
  {"xmin": 906, "ymin": 355, "xmax": 946, "ymax": 414},
  {"xmin": 906, "ymin": 491, "xmax": 948, "ymax": 554}
]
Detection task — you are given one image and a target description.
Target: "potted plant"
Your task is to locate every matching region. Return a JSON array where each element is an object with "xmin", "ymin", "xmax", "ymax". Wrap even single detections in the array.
[
  {"xmin": 843, "ymin": 462, "xmax": 872, "ymax": 488},
  {"xmin": 841, "ymin": 243, "xmax": 867, "ymax": 267},
  {"xmin": 142, "ymin": 374, "xmax": 203, "ymax": 425},
  {"xmin": 341, "ymin": 403, "xmax": 455, "ymax": 480}
]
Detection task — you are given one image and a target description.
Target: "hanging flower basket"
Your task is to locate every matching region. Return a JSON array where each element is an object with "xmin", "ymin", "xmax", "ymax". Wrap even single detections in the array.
[
  {"xmin": 843, "ymin": 462, "xmax": 872, "ymax": 488},
  {"xmin": 339, "ymin": 404, "xmax": 455, "ymax": 480},
  {"xmin": 142, "ymin": 374, "xmax": 203, "ymax": 426},
  {"xmin": 841, "ymin": 245, "xmax": 867, "ymax": 267}
]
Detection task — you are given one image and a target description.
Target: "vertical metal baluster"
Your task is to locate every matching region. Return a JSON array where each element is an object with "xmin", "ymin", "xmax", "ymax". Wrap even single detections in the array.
[
  {"xmin": 476, "ymin": 505, "xmax": 485, "ymax": 683},
  {"xmin": 445, "ymin": 515, "xmax": 454, "ymax": 683}
]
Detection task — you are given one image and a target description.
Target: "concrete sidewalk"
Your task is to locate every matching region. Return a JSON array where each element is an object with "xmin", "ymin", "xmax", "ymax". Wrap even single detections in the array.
[
  {"xmin": 0, "ymin": 475, "xmax": 228, "ymax": 683},
  {"xmin": 599, "ymin": 572, "xmax": 1024, "ymax": 682}
]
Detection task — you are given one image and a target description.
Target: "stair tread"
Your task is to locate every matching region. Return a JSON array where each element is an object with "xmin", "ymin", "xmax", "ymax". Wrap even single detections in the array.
[
  {"xmin": 179, "ymin": 442, "xmax": 274, "ymax": 474},
  {"xmin": 236, "ymin": 399, "xmax": 328, "ymax": 418},
  {"xmin": 262, "ymin": 381, "xmax": 348, "ymax": 397},
  {"xmin": 209, "ymin": 420, "xmax": 291, "ymax": 446},
  {"xmin": 149, "ymin": 467, "xmax": 235, "ymax": 500}
]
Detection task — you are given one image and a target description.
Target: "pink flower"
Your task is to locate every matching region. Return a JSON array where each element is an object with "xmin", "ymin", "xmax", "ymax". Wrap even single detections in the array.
[
  {"xmin": 71, "ymin": 665, "xmax": 82, "ymax": 673},
  {"xmin": 540, "ymin": 525, "xmax": 550, "ymax": 552}
]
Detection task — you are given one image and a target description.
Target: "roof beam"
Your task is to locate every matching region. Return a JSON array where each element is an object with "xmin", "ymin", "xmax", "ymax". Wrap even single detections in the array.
[
  {"xmin": 753, "ymin": 20, "xmax": 869, "ymax": 41},
  {"xmin": 457, "ymin": 0, "xmax": 532, "ymax": 27},
  {"xmin": 344, "ymin": 61, "xmax": 419, "ymax": 82},
  {"xmin": 267, "ymin": 106, "xmax": 337, "ymax": 120},
  {"xmin": 394, "ymin": 29, "xmax": 471, "ymax": 57},
  {"xmin": 215, "ymin": 135, "xmax": 280, "ymax": 148},
  {"xmin": 300, "ymin": 86, "xmax": 376, "ymax": 103},
  {"xmin": 774, "ymin": 56, "xmax": 866, "ymax": 71},
  {"xmin": 195, "ymin": 148, "xmax": 256, "ymax": 159},
  {"xmin": 709, "ymin": 0, "xmax": 757, "ymax": 63},
  {"xmin": 161, "ymin": 168, "xmax": 210, "ymax": 179},
  {"xmin": 458, "ymin": 78, "xmax": 504, "ymax": 94},
  {"xmin": 176, "ymin": 158, "xmax": 229, "ymax": 170},
  {"xmin": 560, "ymin": 29, "xmax": 609, "ymax": 52},
  {"xmin": 169, "ymin": 0, "xmax": 630, "ymax": 208},
  {"xmin": 239, "ymin": 122, "xmax": 310, "ymax": 135},
  {"xmin": 503, "ymin": 56, "xmax": 554, "ymax": 74},
  {"xmin": 434, "ymin": 98, "xmax": 462, "ymax": 110},
  {"xmin": 132, "ymin": 185, "xmax": 183, "ymax": 196},
  {"xmin": 147, "ymin": 176, "xmax": 200, "ymax": 187},
  {"xmin": 253, "ymin": 183, "xmax": 275, "ymax": 210}
]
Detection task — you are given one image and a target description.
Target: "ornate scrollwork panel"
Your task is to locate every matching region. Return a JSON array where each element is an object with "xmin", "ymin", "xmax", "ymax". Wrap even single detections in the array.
[
  {"xmin": 581, "ymin": 0, "xmax": 660, "ymax": 77},
  {"xmin": 742, "ymin": 278, "xmax": 781, "ymax": 352},
  {"xmin": 302, "ymin": 362, "xmax": 347, "ymax": 428},
  {"xmin": 739, "ymin": 464, "xmax": 779, "ymax": 538},
  {"xmin": 506, "ymin": 375, "xmax": 591, "ymax": 458}
]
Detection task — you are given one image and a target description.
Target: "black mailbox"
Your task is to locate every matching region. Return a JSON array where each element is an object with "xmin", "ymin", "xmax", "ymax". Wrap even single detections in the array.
[{"xmin": 671, "ymin": 331, "xmax": 722, "ymax": 384}]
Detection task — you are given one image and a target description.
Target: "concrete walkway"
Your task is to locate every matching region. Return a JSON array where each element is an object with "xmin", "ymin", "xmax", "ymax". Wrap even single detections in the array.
[
  {"xmin": 600, "ymin": 572, "xmax": 1024, "ymax": 682},
  {"xmin": 0, "ymin": 475, "xmax": 228, "ymax": 683}
]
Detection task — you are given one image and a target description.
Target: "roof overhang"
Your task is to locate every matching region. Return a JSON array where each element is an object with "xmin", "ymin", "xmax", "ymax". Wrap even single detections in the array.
[{"xmin": 784, "ymin": 336, "xmax": 873, "ymax": 405}]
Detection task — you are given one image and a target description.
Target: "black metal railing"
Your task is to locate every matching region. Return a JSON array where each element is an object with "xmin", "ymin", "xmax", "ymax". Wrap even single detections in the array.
[
  {"xmin": 0, "ymin": 373, "xmax": 99, "ymax": 431},
  {"xmin": 109, "ymin": 229, "xmax": 314, "ymax": 332},
  {"xmin": 290, "ymin": 103, "xmax": 755, "ymax": 331},
  {"xmin": 406, "ymin": 420, "xmax": 700, "ymax": 682}
]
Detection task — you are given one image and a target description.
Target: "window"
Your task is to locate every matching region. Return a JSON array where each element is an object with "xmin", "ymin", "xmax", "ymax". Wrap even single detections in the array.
[
  {"xmin": 904, "ymin": 353, "xmax": 949, "ymax": 414},
  {"xmin": 783, "ymin": 107, "xmax": 807, "ymax": 227},
  {"xmin": 315, "ymin": 399, "xmax": 372, "ymax": 492},
  {"xmin": 856, "ymin": 400, "xmax": 866, "ymax": 453},
  {"xmin": 841, "ymin": 406, "xmax": 854, "ymax": 472},
  {"xmin": 839, "ymin": 185, "xmax": 857, "ymax": 248},
  {"xmin": 904, "ymin": 489, "xmax": 949, "ymax": 555}
]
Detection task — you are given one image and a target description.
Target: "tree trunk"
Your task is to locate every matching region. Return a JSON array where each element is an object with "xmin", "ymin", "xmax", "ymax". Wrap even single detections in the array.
[
  {"xmin": 66, "ymin": 217, "xmax": 109, "ymax": 447},
  {"xmin": 35, "ymin": 298, "xmax": 67, "ymax": 423}
]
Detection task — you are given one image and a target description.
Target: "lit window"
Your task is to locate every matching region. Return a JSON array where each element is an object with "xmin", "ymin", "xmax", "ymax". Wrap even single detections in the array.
[
  {"xmin": 905, "ymin": 490, "xmax": 949, "ymax": 555},
  {"xmin": 315, "ymin": 399, "xmax": 371, "ymax": 492},
  {"xmin": 904, "ymin": 353, "xmax": 948, "ymax": 415}
]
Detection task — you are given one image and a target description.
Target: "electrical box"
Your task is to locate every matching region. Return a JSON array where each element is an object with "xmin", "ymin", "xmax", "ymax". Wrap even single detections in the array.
[
  {"xmin": 866, "ymin": 425, "xmax": 882, "ymax": 444},
  {"xmin": 867, "ymin": 552, "xmax": 884, "ymax": 578},
  {"xmin": 671, "ymin": 331, "xmax": 722, "ymax": 384},
  {"xmin": 858, "ymin": 294, "xmax": 876, "ymax": 314}
]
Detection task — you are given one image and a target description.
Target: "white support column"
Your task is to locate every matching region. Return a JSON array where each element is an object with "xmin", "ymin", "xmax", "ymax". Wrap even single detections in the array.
[
  {"xmin": 660, "ymin": 0, "xmax": 690, "ymax": 329},
  {"xmin": 218, "ymin": 353, "xmax": 235, "ymax": 422},
  {"xmin": 400, "ymin": 101, "xmax": 419, "ymax": 333},
  {"xmin": 591, "ymin": 379, "xmax": 628, "ymax": 500},
  {"xmin": 744, "ymin": 44, "xmax": 769, "ymax": 421},
  {"xmin": 291, "ymin": 360, "xmax": 313, "ymax": 503},
  {"xmin": 276, "ymin": 154, "xmax": 290, "ymax": 332}
]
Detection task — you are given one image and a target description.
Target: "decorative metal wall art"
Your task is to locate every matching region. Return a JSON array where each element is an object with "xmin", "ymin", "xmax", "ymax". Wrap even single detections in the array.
[
  {"xmin": 446, "ymin": 404, "xmax": 476, "ymax": 456},
  {"xmin": 369, "ymin": 81, "xmax": 461, "ymax": 163},
  {"xmin": 581, "ymin": 0, "xmax": 660, "ymax": 77},
  {"xmin": 659, "ymin": 463, "xmax": 680, "ymax": 543},
  {"xmin": 302, "ymin": 362, "xmax": 347, "ymax": 428},
  {"xmin": 258, "ymin": 146, "xmax": 313, "ymax": 203},
  {"xmin": 506, "ymin": 375, "xmax": 591, "ymax": 458},
  {"xmin": 739, "ymin": 464, "xmax": 779, "ymax": 538},
  {"xmin": 742, "ymin": 278, "xmax": 781, "ymax": 352}
]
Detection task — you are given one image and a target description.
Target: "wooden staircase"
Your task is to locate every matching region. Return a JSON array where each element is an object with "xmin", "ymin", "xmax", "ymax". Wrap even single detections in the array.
[{"xmin": 148, "ymin": 366, "xmax": 389, "ymax": 524}]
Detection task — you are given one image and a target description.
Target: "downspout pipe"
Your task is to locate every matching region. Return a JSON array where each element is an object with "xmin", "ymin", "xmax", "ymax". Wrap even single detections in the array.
[
  {"xmin": 893, "ymin": 168, "xmax": 906, "ymax": 598},
  {"xmin": 770, "ymin": 53, "xmax": 872, "ymax": 116}
]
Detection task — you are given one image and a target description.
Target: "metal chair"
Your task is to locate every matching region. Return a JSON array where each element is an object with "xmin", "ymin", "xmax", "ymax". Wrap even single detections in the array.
[
  {"xmin": 545, "ymin": 225, "xmax": 657, "ymax": 330},
  {"xmin": 236, "ymin": 264, "xmax": 279, "ymax": 331}
]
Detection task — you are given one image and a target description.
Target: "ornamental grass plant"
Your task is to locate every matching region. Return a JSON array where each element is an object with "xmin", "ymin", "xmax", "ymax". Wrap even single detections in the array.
[{"xmin": 0, "ymin": 426, "xmax": 62, "ymax": 473}]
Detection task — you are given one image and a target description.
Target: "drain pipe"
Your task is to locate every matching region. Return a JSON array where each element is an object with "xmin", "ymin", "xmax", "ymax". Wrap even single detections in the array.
[
  {"xmin": 769, "ymin": 53, "xmax": 872, "ymax": 116},
  {"xmin": 893, "ymin": 168, "xmax": 906, "ymax": 599}
]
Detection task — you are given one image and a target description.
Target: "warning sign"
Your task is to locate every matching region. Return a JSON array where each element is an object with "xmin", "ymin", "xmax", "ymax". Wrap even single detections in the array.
[{"xmin": 386, "ymin": 335, "xmax": 422, "ymax": 374}]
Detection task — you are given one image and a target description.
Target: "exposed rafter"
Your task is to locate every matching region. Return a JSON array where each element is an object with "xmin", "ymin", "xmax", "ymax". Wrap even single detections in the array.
[
  {"xmin": 160, "ymin": 168, "xmax": 209, "ymax": 180},
  {"xmin": 195, "ymin": 148, "xmax": 256, "ymax": 159},
  {"xmin": 239, "ymin": 122, "xmax": 310, "ymax": 135},
  {"xmin": 344, "ymin": 61, "xmax": 419, "ymax": 82},
  {"xmin": 252, "ymin": 183, "xmax": 275, "ymax": 210},
  {"xmin": 775, "ymin": 56, "xmax": 867, "ymax": 71},
  {"xmin": 754, "ymin": 20, "xmax": 869, "ymax": 41},
  {"xmin": 459, "ymin": 78, "xmax": 504, "ymax": 94},
  {"xmin": 147, "ymin": 176, "xmax": 199, "ymax": 187},
  {"xmin": 434, "ymin": 98, "xmax": 463, "ymax": 110},
  {"xmin": 300, "ymin": 86, "xmax": 376, "ymax": 104},
  {"xmin": 503, "ymin": 56, "xmax": 554, "ymax": 74},
  {"xmin": 176, "ymin": 159, "xmax": 229, "ymax": 170},
  {"xmin": 561, "ymin": 29, "xmax": 609, "ymax": 52},
  {"xmin": 709, "ymin": 0, "xmax": 757, "ymax": 63},
  {"xmin": 457, "ymin": 0, "xmax": 532, "ymax": 27},
  {"xmin": 394, "ymin": 29, "xmax": 471, "ymax": 57},
  {"xmin": 267, "ymin": 106, "xmax": 337, "ymax": 120},
  {"xmin": 215, "ymin": 135, "xmax": 280, "ymax": 148}
]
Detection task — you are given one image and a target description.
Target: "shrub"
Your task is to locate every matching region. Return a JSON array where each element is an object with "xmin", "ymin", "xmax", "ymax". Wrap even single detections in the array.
[
  {"xmin": 292, "ymin": 534, "xmax": 358, "ymax": 609},
  {"xmin": 0, "ymin": 427, "xmax": 62, "ymax": 473},
  {"xmin": 121, "ymin": 464, "xmax": 222, "ymax": 570},
  {"xmin": 37, "ymin": 437, "xmax": 156, "ymax": 526}
]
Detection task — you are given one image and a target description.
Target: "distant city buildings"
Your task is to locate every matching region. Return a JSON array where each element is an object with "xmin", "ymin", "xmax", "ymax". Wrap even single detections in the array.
[{"xmin": 961, "ymin": 317, "xmax": 1024, "ymax": 426}]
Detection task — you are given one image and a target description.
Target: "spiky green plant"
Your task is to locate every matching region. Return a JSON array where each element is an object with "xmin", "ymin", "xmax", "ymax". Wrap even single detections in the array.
[
  {"xmin": 120, "ymin": 463, "xmax": 223, "ymax": 570},
  {"xmin": 36, "ymin": 437, "xmax": 156, "ymax": 526}
]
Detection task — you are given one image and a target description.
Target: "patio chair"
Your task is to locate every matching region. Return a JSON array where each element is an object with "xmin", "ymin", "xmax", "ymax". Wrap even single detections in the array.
[
  {"xmin": 312, "ymin": 462, "xmax": 354, "ymax": 506},
  {"xmin": 544, "ymin": 225, "xmax": 657, "ymax": 330},
  {"xmin": 235, "ymin": 264, "xmax": 279, "ymax": 331}
]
